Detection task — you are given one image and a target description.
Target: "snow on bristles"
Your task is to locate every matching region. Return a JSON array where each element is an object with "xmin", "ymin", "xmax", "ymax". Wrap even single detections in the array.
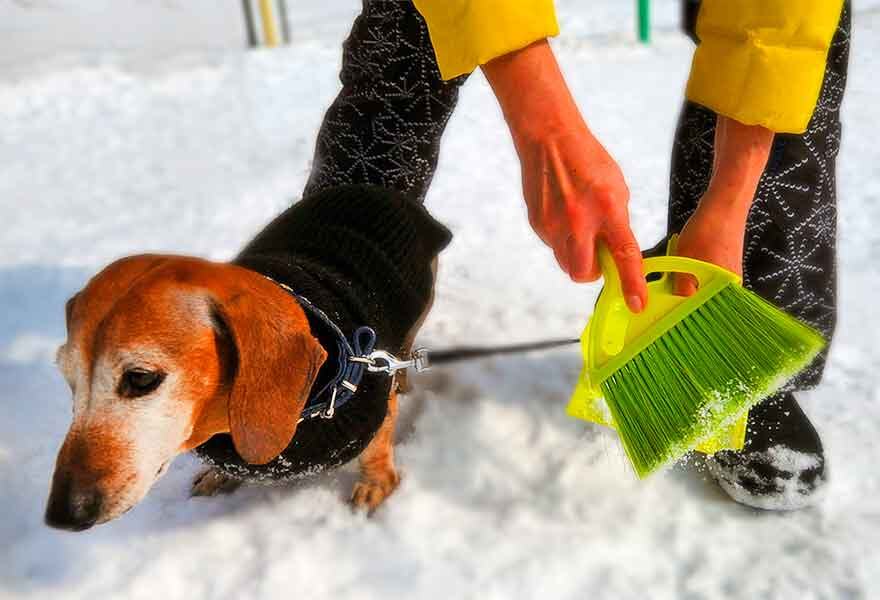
[{"xmin": 600, "ymin": 285, "xmax": 826, "ymax": 478}]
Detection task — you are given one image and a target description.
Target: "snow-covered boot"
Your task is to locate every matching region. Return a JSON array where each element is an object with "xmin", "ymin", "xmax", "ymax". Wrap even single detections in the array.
[{"xmin": 706, "ymin": 392, "xmax": 826, "ymax": 510}]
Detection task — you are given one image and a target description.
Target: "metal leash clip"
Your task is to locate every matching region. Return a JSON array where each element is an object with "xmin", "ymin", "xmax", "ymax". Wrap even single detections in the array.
[
  {"xmin": 351, "ymin": 348, "xmax": 431, "ymax": 375},
  {"xmin": 320, "ymin": 387, "xmax": 338, "ymax": 419}
]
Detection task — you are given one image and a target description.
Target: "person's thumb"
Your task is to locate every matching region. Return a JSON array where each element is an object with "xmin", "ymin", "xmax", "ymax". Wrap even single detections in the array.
[{"xmin": 673, "ymin": 273, "xmax": 699, "ymax": 297}]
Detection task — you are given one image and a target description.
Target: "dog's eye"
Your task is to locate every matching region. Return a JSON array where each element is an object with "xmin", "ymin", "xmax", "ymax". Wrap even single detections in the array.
[{"xmin": 119, "ymin": 369, "xmax": 165, "ymax": 398}]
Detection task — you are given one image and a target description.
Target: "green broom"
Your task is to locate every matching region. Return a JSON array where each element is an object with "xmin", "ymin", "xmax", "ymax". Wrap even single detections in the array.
[{"xmin": 567, "ymin": 239, "xmax": 826, "ymax": 478}]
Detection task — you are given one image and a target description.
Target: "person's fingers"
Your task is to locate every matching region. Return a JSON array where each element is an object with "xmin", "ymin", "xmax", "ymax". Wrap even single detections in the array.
[
  {"xmin": 602, "ymin": 225, "xmax": 647, "ymax": 313},
  {"xmin": 673, "ymin": 273, "xmax": 699, "ymax": 297},
  {"xmin": 565, "ymin": 234, "xmax": 600, "ymax": 282},
  {"xmin": 552, "ymin": 241, "xmax": 570, "ymax": 275}
]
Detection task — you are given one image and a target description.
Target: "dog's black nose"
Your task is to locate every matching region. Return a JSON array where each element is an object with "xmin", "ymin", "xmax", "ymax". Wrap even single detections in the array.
[{"xmin": 44, "ymin": 478, "xmax": 103, "ymax": 531}]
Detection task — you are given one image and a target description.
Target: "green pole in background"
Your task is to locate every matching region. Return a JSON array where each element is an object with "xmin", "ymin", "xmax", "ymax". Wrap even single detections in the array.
[{"xmin": 638, "ymin": 0, "xmax": 650, "ymax": 43}]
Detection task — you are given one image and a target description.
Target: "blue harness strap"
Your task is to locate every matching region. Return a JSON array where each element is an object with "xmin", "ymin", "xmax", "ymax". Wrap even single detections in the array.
[
  {"xmin": 263, "ymin": 277, "xmax": 379, "ymax": 422},
  {"xmin": 296, "ymin": 309, "xmax": 377, "ymax": 420}
]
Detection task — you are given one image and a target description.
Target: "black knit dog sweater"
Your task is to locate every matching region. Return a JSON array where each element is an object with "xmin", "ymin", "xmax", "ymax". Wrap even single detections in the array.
[{"xmin": 194, "ymin": 184, "xmax": 451, "ymax": 481}]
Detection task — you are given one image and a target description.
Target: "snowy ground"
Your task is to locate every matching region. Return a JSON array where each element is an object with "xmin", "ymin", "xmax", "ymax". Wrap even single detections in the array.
[{"xmin": 1, "ymin": 3, "xmax": 879, "ymax": 599}]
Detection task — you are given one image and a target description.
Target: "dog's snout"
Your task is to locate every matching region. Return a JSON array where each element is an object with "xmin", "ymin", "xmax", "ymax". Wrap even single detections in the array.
[{"xmin": 45, "ymin": 475, "xmax": 103, "ymax": 531}]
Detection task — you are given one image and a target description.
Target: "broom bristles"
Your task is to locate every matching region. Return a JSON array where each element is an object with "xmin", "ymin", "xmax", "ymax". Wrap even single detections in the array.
[{"xmin": 600, "ymin": 284, "xmax": 826, "ymax": 478}]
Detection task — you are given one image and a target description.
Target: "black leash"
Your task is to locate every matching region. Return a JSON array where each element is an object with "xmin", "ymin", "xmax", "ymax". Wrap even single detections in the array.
[{"xmin": 427, "ymin": 338, "xmax": 580, "ymax": 366}]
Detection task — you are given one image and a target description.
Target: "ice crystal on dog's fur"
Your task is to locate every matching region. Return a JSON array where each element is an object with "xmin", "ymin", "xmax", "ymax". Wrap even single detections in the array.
[{"xmin": 601, "ymin": 286, "xmax": 825, "ymax": 478}]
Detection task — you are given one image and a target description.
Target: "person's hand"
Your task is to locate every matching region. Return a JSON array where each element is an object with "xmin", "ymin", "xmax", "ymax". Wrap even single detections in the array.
[
  {"xmin": 674, "ymin": 190, "xmax": 748, "ymax": 296},
  {"xmin": 515, "ymin": 122, "xmax": 646, "ymax": 312},
  {"xmin": 675, "ymin": 116, "xmax": 775, "ymax": 295},
  {"xmin": 482, "ymin": 40, "xmax": 647, "ymax": 313}
]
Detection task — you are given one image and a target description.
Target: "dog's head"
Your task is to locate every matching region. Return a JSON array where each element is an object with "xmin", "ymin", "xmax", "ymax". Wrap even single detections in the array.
[{"xmin": 45, "ymin": 255, "xmax": 326, "ymax": 531}]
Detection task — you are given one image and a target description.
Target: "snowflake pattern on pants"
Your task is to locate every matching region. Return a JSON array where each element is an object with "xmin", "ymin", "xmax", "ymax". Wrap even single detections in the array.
[
  {"xmin": 667, "ymin": 2, "xmax": 850, "ymax": 390},
  {"xmin": 303, "ymin": 0, "xmax": 466, "ymax": 203}
]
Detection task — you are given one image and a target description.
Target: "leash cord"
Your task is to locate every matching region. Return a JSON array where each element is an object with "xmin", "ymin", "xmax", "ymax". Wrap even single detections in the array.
[{"xmin": 427, "ymin": 338, "xmax": 580, "ymax": 366}]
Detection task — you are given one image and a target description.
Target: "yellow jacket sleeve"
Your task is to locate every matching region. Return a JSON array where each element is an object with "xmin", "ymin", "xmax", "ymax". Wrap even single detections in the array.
[
  {"xmin": 412, "ymin": 0, "xmax": 559, "ymax": 81},
  {"xmin": 686, "ymin": 0, "xmax": 844, "ymax": 134}
]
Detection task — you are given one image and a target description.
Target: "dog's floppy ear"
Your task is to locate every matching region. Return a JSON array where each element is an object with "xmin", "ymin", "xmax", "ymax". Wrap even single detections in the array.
[{"xmin": 210, "ymin": 276, "xmax": 326, "ymax": 465}]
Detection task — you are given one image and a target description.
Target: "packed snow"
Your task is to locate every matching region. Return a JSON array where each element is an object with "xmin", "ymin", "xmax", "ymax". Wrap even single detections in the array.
[{"xmin": 1, "ymin": 2, "xmax": 879, "ymax": 599}]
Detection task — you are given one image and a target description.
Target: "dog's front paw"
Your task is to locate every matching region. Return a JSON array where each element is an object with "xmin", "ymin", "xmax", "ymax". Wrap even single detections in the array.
[
  {"xmin": 191, "ymin": 468, "xmax": 242, "ymax": 497},
  {"xmin": 350, "ymin": 471, "xmax": 400, "ymax": 513}
]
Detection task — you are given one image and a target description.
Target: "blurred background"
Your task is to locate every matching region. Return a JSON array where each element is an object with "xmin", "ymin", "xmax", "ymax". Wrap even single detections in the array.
[{"xmin": 1, "ymin": 2, "xmax": 878, "ymax": 599}]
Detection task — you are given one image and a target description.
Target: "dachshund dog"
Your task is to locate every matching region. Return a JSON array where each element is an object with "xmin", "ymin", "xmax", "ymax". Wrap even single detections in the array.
[{"xmin": 45, "ymin": 185, "xmax": 449, "ymax": 530}]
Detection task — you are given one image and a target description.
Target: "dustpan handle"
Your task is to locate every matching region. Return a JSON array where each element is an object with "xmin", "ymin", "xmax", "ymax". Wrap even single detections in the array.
[
  {"xmin": 597, "ymin": 239, "xmax": 730, "ymax": 293},
  {"xmin": 643, "ymin": 236, "xmax": 741, "ymax": 289},
  {"xmin": 642, "ymin": 255, "xmax": 741, "ymax": 289},
  {"xmin": 596, "ymin": 242, "xmax": 624, "ymax": 296},
  {"xmin": 595, "ymin": 243, "xmax": 630, "ymax": 356},
  {"xmin": 592, "ymin": 242, "xmax": 740, "ymax": 358},
  {"xmin": 598, "ymin": 239, "xmax": 739, "ymax": 292}
]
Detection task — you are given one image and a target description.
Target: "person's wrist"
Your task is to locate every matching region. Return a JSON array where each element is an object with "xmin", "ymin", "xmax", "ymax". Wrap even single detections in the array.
[
  {"xmin": 693, "ymin": 196, "xmax": 749, "ymax": 243},
  {"xmin": 700, "ymin": 115, "xmax": 773, "ymax": 219},
  {"xmin": 496, "ymin": 69, "xmax": 584, "ymax": 146},
  {"xmin": 508, "ymin": 110, "xmax": 593, "ymax": 160},
  {"xmin": 701, "ymin": 178, "xmax": 756, "ymax": 219},
  {"xmin": 483, "ymin": 40, "xmax": 582, "ymax": 142}
]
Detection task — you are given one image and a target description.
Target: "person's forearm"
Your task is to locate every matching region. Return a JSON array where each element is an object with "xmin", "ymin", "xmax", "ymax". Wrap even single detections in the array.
[
  {"xmin": 701, "ymin": 116, "xmax": 775, "ymax": 224},
  {"xmin": 481, "ymin": 39, "xmax": 580, "ymax": 143},
  {"xmin": 674, "ymin": 116, "xmax": 776, "ymax": 291},
  {"xmin": 479, "ymin": 39, "xmax": 647, "ymax": 311}
]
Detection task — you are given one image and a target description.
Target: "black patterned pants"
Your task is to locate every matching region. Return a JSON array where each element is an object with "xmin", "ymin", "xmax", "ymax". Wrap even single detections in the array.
[
  {"xmin": 303, "ymin": 0, "xmax": 466, "ymax": 201},
  {"xmin": 666, "ymin": 2, "xmax": 850, "ymax": 390},
  {"xmin": 305, "ymin": 1, "xmax": 850, "ymax": 391}
]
